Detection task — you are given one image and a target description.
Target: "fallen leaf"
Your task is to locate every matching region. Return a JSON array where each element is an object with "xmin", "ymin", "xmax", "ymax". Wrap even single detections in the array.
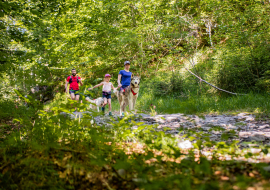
[{"xmin": 220, "ymin": 176, "xmax": 229, "ymax": 181}]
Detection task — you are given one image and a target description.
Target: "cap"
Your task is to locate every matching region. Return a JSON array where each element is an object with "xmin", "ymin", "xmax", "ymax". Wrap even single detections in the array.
[
  {"xmin": 105, "ymin": 74, "xmax": 111, "ymax": 77},
  {"xmin": 124, "ymin": 61, "xmax": 130, "ymax": 65}
]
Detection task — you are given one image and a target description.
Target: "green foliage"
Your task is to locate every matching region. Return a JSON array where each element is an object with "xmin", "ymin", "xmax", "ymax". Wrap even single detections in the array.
[
  {"xmin": 1, "ymin": 1, "xmax": 270, "ymax": 188},
  {"xmin": 1, "ymin": 99, "xmax": 270, "ymax": 189},
  {"xmin": 215, "ymin": 45, "xmax": 270, "ymax": 93},
  {"xmin": 1, "ymin": 0, "xmax": 270, "ymax": 99},
  {"xmin": 0, "ymin": 99, "xmax": 36, "ymax": 122},
  {"xmin": 143, "ymin": 71, "xmax": 184, "ymax": 97}
]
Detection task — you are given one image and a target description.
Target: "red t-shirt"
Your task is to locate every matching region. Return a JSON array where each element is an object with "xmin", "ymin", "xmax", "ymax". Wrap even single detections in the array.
[{"xmin": 67, "ymin": 76, "xmax": 81, "ymax": 90}]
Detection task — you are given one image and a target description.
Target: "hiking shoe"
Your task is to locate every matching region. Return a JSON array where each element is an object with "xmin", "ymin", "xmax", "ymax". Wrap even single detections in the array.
[
  {"xmin": 109, "ymin": 112, "xmax": 112, "ymax": 116},
  {"xmin": 101, "ymin": 107, "xmax": 105, "ymax": 113},
  {"xmin": 122, "ymin": 112, "xmax": 124, "ymax": 116}
]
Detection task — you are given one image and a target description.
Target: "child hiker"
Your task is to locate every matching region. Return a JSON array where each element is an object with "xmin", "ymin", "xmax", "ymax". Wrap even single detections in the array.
[{"xmin": 88, "ymin": 74, "xmax": 117, "ymax": 116}]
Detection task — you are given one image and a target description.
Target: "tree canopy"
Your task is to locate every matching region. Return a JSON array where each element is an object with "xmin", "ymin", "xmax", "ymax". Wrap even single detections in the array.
[{"xmin": 1, "ymin": 0, "xmax": 269, "ymax": 96}]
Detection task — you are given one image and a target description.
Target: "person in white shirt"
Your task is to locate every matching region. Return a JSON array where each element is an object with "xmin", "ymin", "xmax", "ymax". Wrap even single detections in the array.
[{"xmin": 88, "ymin": 74, "xmax": 117, "ymax": 116}]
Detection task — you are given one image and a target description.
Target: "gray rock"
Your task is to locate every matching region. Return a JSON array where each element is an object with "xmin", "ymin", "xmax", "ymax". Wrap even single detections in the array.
[
  {"xmin": 170, "ymin": 122, "xmax": 181, "ymax": 128},
  {"xmin": 239, "ymin": 132, "xmax": 251, "ymax": 138},
  {"xmin": 201, "ymin": 127, "xmax": 210, "ymax": 131},
  {"xmin": 227, "ymin": 124, "xmax": 238, "ymax": 130},
  {"xmin": 249, "ymin": 133, "xmax": 266, "ymax": 142},
  {"xmin": 264, "ymin": 132, "xmax": 270, "ymax": 139},
  {"xmin": 210, "ymin": 135, "xmax": 219, "ymax": 141},
  {"xmin": 178, "ymin": 140, "xmax": 193, "ymax": 149},
  {"xmin": 259, "ymin": 124, "xmax": 270, "ymax": 130},
  {"xmin": 139, "ymin": 113, "xmax": 151, "ymax": 118},
  {"xmin": 166, "ymin": 116, "xmax": 179, "ymax": 122}
]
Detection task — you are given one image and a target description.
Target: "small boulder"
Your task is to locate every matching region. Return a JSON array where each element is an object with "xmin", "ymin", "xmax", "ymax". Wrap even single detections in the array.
[
  {"xmin": 249, "ymin": 133, "xmax": 266, "ymax": 142},
  {"xmin": 178, "ymin": 140, "xmax": 193, "ymax": 149}
]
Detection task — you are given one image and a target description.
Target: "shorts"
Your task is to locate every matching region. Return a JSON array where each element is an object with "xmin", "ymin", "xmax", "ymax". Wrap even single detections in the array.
[
  {"xmin": 102, "ymin": 91, "xmax": 111, "ymax": 99},
  {"xmin": 69, "ymin": 90, "xmax": 80, "ymax": 95},
  {"xmin": 121, "ymin": 85, "xmax": 129, "ymax": 89},
  {"xmin": 120, "ymin": 86, "xmax": 129, "ymax": 94}
]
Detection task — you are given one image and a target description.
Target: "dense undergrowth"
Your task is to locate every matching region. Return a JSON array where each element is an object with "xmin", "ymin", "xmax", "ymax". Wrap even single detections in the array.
[{"xmin": 1, "ymin": 94, "xmax": 270, "ymax": 189}]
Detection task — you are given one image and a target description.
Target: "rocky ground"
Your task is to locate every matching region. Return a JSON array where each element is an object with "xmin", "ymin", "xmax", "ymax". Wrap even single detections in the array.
[
  {"xmin": 139, "ymin": 113, "xmax": 270, "ymax": 144},
  {"xmin": 67, "ymin": 111, "xmax": 270, "ymax": 145},
  {"xmin": 62, "ymin": 111, "xmax": 270, "ymax": 162}
]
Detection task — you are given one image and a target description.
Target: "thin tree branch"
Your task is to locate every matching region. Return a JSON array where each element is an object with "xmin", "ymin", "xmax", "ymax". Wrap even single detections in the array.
[{"xmin": 183, "ymin": 66, "xmax": 246, "ymax": 95}]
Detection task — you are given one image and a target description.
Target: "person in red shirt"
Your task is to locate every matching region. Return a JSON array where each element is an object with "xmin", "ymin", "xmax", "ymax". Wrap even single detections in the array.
[{"xmin": 65, "ymin": 69, "xmax": 83, "ymax": 102}]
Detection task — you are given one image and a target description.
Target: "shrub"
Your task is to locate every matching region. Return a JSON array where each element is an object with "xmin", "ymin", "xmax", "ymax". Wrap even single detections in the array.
[
  {"xmin": 145, "ymin": 72, "xmax": 184, "ymax": 97},
  {"xmin": 0, "ymin": 99, "xmax": 35, "ymax": 122},
  {"xmin": 215, "ymin": 45, "xmax": 270, "ymax": 93}
]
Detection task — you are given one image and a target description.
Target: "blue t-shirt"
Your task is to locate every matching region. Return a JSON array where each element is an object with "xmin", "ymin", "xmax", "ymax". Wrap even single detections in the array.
[{"xmin": 119, "ymin": 70, "xmax": 132, "ymax": 88}]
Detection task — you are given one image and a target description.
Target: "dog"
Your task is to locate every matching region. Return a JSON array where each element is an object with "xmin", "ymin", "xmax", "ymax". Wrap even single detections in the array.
[
  {"xmin": 85, "ymin": 97, "xmax": 104, "ymax": 112},
  {"xmin": 115, "ymin": 74, "xmax": 140, "ymax": 116}
]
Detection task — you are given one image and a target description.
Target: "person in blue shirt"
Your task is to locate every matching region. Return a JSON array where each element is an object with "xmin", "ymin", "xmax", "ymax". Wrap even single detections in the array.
[{"xmin": 117, "ymin": 61, "xmax": 132, "ymax": 94}]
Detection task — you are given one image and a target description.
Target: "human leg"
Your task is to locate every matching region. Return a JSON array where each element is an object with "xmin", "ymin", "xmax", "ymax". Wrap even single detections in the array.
[
  {"xmin": 69, "ymin": 90, "xmax": 76, "ymax": 111},
  {"xmin": 107, "ymin": 98, "xmax": 112, "ymax": 116},
  {"xmin": 103, "ymin": 98, "xmax": 108, "ymax": 106},
  {"xmin": 73, "ymin": 91, "xmax": 80, "ymax": 111},
  {"xmin": 102, "ymin": 97, "xmax": 108, "ymax": 113},
  {"xmin": 75, "ymin": 94, "xmax": 80, "ymax": 101},
  {"xmin": 108, "ymin": 98, "xmax": 111, "ymax": 112},
  {"xmin": 119, "ymin": 94, "xmax": 125, "ymax": 116},
  {"xmin": 70, "ymin": 91, "xmax": 75, "ymax": 100}
]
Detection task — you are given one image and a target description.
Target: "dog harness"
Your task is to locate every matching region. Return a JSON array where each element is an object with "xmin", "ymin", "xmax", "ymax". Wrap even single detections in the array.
[{"xmin": 131, "ymin": 88, "xmax": 137, "ymax": 96}]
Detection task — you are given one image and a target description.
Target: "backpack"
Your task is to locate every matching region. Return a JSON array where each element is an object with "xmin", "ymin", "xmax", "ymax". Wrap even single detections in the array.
[{"xmin": 69, "ymin": 76, "xmax": 79, "ymax": 84}]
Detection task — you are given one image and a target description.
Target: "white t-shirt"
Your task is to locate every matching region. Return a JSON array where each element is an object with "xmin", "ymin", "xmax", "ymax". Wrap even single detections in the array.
[{"xmin": 102, "ymin": 82, "xmax": 112, "ymax": 92}]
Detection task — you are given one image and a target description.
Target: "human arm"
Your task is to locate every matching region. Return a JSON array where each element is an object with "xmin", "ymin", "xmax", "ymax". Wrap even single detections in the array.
[
  {"xmin": 65, "ymin": 80, "xmax": 69, "ymax": 93},
  {"xmin": 88, "ymin": 82, "xmax": 103, "ymax": 90},
  {"xmin": 111, "ymin": 83, "xmax": 118, "ymax": 90},
  {"xmin": 117, "ymin": 74, "xmax": 122, "ymax": 88},
  {"xmin": 79, "ymin": 78, "xmax": 83, "ymax": 86}
]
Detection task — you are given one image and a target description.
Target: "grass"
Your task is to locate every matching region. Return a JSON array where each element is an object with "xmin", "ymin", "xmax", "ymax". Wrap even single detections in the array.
[
  {"xmin": 43, "ymin": 92, "xmax": 270, "ymax": 119},
  {"xmin": 135, "ymin": 92, "xmax": 270, "ymax": 116}
]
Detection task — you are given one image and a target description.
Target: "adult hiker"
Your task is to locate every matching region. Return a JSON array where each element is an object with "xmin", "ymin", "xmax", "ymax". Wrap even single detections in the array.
[
  {"xmin": 117, "ymin": 61, "xmax": 132, "ymax": 94},
  {"xmin": 65, "ymin": 69, "xmax": 83, "ymax": 110}
]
